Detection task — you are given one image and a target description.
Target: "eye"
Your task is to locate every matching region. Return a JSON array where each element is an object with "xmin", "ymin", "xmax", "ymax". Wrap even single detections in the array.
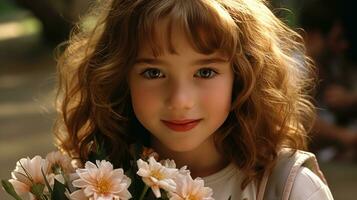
[
  {"xmin": 195, "ymin": 68, "xmax": 218, "ymax": 79},
  {"xmin": 140, "ymin": 68, "xmax": 165, "ymax": 79}
]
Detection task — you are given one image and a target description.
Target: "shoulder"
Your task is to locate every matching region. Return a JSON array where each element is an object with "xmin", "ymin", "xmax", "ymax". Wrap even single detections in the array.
[{"xmin": 289, "ymin": 167, "xmax": 334, "ymax": 200}]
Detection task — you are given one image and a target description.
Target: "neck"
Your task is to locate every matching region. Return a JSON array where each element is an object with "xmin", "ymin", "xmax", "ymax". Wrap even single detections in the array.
[{"xmin": 151, "ymin": 135, "xmax": 229, "ymax": 178}]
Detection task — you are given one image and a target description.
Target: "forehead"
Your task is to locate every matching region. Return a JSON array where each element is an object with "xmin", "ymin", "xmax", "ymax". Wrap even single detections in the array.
[
  {"xmin": 137, "ymin": 18, "xmax": 227, "ymax": 60},
  {"xmin": 134, "ymin": 0, "xmax": 238, "ymax": 60},
  {"xmin": 138, "ymin": 19, "xmax": 190, "ymax": 56}
]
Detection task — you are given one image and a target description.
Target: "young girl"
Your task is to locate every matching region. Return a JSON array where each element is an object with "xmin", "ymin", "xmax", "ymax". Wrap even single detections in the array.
[{"xmin": 55, "ymin": 0, "xmax": 333, "ymax": 199}]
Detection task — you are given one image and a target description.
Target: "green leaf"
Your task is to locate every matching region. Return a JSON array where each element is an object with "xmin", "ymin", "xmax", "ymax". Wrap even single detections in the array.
[
  {"xmin": 30, "ymin": 183, "xmax": 45, "ymax": 198},
  {"xmin": 158, "ymin": 190, "xmax": 169, "ymax": 200},
  {"xmin": 60, "ymin": 172, "xmax": 72, "ymax": 193},
  {"xmin": 41, "ymin": 168, "xmax": 53, "ymax": 194},
  {"xmin": 127, "ymin": 170, "xmax": 145, "ymax": 199},
  {"xmin": 138, "ymin": 185, "xmax": 149, "ymax": 200},
  {"xmin": 51, "ymin": 179, "xmax": 69, "ymax": 200},
  {"xmin": 88, "ymin": 134, "xmax": 109, "ymax": 162},
  {"xmin": 1, "ymin": 179, "xmax": 23, "ymax": 200}
]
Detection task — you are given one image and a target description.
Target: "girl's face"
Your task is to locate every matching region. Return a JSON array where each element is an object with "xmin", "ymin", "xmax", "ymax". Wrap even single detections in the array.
[{"xmin": 129, "ymin": 23, "xmax": 234, "ymax": 153}]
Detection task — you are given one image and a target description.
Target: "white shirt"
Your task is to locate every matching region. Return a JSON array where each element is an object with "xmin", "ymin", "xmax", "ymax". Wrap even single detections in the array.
[{"xmin": 202, "ymin": 163, "xmax": 334, "ymax": 200}]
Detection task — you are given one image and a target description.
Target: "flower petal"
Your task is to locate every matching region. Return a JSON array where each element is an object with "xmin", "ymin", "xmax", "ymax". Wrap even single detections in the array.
[
  {"xmin": 83, "ymin": 185, "xmax": 95, "ymax": 197},
  {"xmin": 70, "ymin": 160, "xmax": 131, "ymax": 200},
  {"xmin": 96, "ymin": 194, "xmax": 113, "ymax": 200},
  {"xmin": 118, "ymin": 189, "xmax": 132, "ymax": 200},
  {"xmin": 72, "ymin": 179, "xmax": 89, "ymax": 188},
  {"xmin": 136, "ymin": 159, "xmax": 149, "ymax": 170},
  {"xmin": 70, "ymin": 189, "xmax": 87, "ymax": 200},
  {"xmin": 137, "ymin": 168, "xmax": 150, "ymax": 177},
  {"xmin": 8, "ymin": 179, "xmax": 30, "ymax": 195},
  {"xmin": 151, "ymin": 185, "xmax": 161, "ymax": 198},
  {"xmin": 11, "ymin": 171, "xmax": 32, "ymax": 186},
  {"xmin": 158, "ymin": 179, "xmax": 176, "ymax": 192},
  {"xmin": 84, "ymin": 161, "xmax": 97, "ymax": 169},
  {"xmin": 29, "ymin": 156, "xmax": 45, "ymax": 183}
]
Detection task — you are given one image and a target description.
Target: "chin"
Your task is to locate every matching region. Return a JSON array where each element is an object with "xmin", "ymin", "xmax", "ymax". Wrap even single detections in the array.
[{"xmin": 163, "ymin": 140, "xmax": 202, "ymax": 153}]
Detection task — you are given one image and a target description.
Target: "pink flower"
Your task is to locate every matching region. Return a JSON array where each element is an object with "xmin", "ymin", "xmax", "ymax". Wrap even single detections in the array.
[
  {"xmin": 160, "ymin": 159, "xmax": 190, "ymax": 176},
  {"xmin": 169, "ymin": 175, "xmax": 214, "ymax": 200},
  {"xmin": 8, "ymin": 156, "xmax": 50, "ymax": 198},
  {"xmin": 70, "ymin": 160, "xmax": 132, "ymax": 200},
  {"xmin": 46, "ymin": 150, "xmax": 75, "ymax": 174},
  {"xmin": 45, "ymin": 150, "xmax": 77, "ymax": 188},
  {"xmin": 137, "ymin": 157, "xmax": 178, "ymax": 198}
]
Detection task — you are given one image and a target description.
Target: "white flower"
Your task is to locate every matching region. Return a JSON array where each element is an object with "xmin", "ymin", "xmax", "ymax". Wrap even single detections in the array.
[
  {"xmin": 169, "ymin": 175, "xmax": 214, "ymax": 200},
  {"xmin": 160, "ymin": 159, "xmax": 190, "ymax": 176},
  {"xmin": 160, "ymin": 159, "xmax": 176, "ymax": 168},
  {"xmin": 45, "ymin": 150, "xmax": 77, "ymax": 189},
  {"xmin": 8, "ymin": 156, "xmax": 50, "ymax": 198},
  {"xmin": 46, "ymin": 150, "xmax": 75, "ymax": 174},
  {"xmin": 70, "ymin": 160, "xmax": 132, "ymax": 200},
  {"xmin": 137, "ymin": 157, "xmax": 178, "ymax": 198}
]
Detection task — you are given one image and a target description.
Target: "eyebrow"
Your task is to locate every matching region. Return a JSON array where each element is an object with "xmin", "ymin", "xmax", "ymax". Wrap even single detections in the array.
[{"xmin": 135, "ymin": 57, "xmax": 228, "ymax": 66}]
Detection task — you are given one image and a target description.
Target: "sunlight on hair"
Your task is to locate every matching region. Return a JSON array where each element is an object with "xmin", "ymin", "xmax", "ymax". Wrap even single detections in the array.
[
  {"xmin": 210, "ymin": 0, "xmax": 236, "ymax": 27},
  {"xmin": 79, "ymin": 15, "xmax": 98, "ymax": 32}
]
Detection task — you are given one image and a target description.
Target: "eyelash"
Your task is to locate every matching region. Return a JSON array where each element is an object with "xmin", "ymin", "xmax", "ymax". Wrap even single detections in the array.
[{"xmin": 140, "ymin": 67, "xmax": 219, "ymax": 79}]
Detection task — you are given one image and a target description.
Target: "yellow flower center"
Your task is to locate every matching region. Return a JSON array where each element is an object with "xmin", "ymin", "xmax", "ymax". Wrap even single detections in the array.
[
  {"xmin": 96, "ymin": 179, "xmax": 111, "ymax": 194},
  {"xmin": 150, "ymin": 170, "xmax": 165, "ymax": 180},
  {"xmin": 186, "ymin": 194, "xmax": 198, "ymax": 200}
]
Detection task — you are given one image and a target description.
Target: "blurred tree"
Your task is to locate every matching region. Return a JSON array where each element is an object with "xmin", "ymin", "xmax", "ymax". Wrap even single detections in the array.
[
  {"xmin": 0, "ymin": 0, "xmax": 18, "ymax": 17},
  {"xmin": 270, "ymin": 0, "xmax": 311, "ymax": 28},
  {"xmin": 13, "ymin": 0, "xmax": 91, "ymax": 44}
]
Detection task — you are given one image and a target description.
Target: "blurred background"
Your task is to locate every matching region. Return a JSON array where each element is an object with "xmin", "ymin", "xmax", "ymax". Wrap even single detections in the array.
[{"xmin": 0, "ymin": 0, "xmax": 356, "ymax": 199}]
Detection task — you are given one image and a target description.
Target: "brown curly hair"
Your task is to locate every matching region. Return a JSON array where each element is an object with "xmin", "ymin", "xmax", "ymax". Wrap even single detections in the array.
[{"xmin": 55, "ymin": 0, "xmax": 316, "ymax": 189}]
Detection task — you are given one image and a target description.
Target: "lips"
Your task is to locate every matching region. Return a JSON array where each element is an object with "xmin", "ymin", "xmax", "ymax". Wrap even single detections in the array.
[{"xmin": 161, "ymin": 119, "xmax": 202, "ymax": 132}]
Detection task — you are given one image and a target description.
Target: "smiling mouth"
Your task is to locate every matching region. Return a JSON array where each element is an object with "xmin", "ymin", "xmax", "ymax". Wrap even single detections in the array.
[{"xmin": 161, "ymin": 119, "xmax": 202, "ymax": 132}]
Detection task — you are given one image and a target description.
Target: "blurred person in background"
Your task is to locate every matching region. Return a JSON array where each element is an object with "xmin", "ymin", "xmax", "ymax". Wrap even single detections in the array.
[{"xmin": 299, "ymin": 0, "xmax": 357, "ymax": 161}]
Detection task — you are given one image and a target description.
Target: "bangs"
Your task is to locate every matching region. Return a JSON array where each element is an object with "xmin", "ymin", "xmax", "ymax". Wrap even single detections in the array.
[{"xmin": 136, "ymin": 0, "xmax": 238, "ymax": 59}]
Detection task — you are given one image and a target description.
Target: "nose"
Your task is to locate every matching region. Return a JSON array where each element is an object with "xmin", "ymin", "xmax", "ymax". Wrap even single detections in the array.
[{"xmin": 166, "ymin": 80, "xmax": 195, "ymax": 111}]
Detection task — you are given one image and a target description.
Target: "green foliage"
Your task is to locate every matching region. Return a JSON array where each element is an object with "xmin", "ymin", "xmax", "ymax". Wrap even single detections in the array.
[
  {"xmin": 126, "ymin": 144, "xmax": 150, "ymax": 199},
  {"xmin": 88, "ymin": 134, "xmax": 110, "ymax": 162},
  {"xmin": 0, "ymin": 0, "xmax": 18, "ymax": 16},
  {"xmin": 126, "ymin": 167, "xmax": 144, "ymax": 199},
  {"xmin": 30, "ymin": 183, "xmax": 45, "ymax": 199},
  {"xmin": 158, "ymin": 189, "xmax": 169, "ymax": 200},
  {"xmin": 51, "ymin": 179, "xmax": 69, "ymax": 200},
  {"xmin": 1, "ymin": 179, "xmax": 23, "ymax": 200},
  {"xmin": 41, "ymin": 168, "xmax": 53, "ymax": 195}
]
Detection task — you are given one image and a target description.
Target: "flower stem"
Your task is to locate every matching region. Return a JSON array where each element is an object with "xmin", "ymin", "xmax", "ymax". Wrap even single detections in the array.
[{"xmin": 139, "ymin": 185, "xmax": 149, "ymax": 200}]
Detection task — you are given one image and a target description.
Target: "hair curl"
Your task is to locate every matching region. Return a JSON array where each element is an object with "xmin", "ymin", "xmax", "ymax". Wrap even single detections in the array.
[{"xmin": 55, "ymin": 0, "xmax": 316, "ymax": 189}]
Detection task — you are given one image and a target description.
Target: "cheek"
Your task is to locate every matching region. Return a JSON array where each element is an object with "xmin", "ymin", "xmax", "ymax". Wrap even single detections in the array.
[
  {"xmin": 200, "ymin": 78, "xmax": 233, "ymax": 113},
  {"xmin": 130, "ymin": 82, "xmax": 162, "ymax": 119}
]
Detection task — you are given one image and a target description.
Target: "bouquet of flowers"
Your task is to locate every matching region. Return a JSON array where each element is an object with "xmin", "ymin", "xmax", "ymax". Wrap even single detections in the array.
[{"xmin": 1, "ymin": 146, "xmax": 215, "ymax": 200}]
